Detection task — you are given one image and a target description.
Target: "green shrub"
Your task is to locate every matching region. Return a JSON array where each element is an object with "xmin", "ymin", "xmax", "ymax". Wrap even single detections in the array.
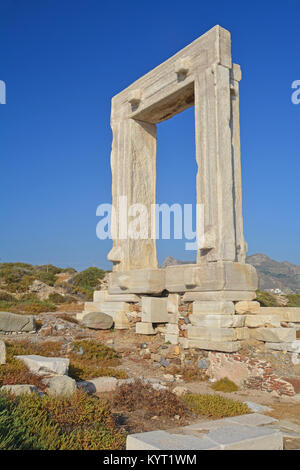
[
  {"xmin": 287, "ymin": 294, "xmax": 300, "ymax": 307},
  {"xmin": 72, "ymin": 267, "xmax": 105, "ymax": 291},
  {"xmin": 211, "ymin": 377, "xmax": 239, "ymax": 393},
  {"xmin": 67, "ymin": 340, "xmax": 126, "ymax": 381},
  {"xmin": 0, "ymin": 390, "xmax": 126, "ymax": 450},
  {"xmin": 256, "ymin": 290, "xmax": 278, "ymax": 307},
  {"xmin": 181, "ymin": 393, "xmax": 250, "ymax": 418}
]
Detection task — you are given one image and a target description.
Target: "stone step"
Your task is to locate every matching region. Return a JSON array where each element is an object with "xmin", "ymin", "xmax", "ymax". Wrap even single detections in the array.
[
  {"xmin": 235, "ymin": 301, "xmax": 260, "ymax": 314},
  {"xmin": 187, "ymin": 325, "xmax": 248, "ymax": 341},
  {"xmin": 187, "ymin": 339, "xmax": 241, "ymax": 352},
  {"xmin": 93, "ymin": 290, "xmax": 140, "ymax": 303},
  {"xmin": 260, "ymin": 307, "xmax": 300, "ymax": 323},
  {"xmin": 83, "ymin": 301, "xmax": 130, "ymax": 319},
  {"xmin": 135, "ymin": 322, "xmax": 157, "ymax": 335},
  {"xmin": 190, "ymin": 314, "xmax": 245, "ymax": 328},
  {"xmin": 265, "ymin": 340, "xmax": 300, "ymax": 352},
  {"xmin": 251, "ymin": 328, "xmax": 296, "ymax": 343},
  {"xmin": 193, "ymin": 301, "xmax": 235, "ymax": 315},
  {"xmin": 245, "ymin": 314, "xmax": 281, "ymax": 328},
  {"xmin": 127, "ymin": 414, "xmax": 283, "ymax": 450}
]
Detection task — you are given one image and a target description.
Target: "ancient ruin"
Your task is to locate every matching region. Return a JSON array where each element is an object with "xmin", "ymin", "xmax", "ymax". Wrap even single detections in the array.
[{"xmin": 83, "ymin": 26, "xmax": 300, "ymax": 358}]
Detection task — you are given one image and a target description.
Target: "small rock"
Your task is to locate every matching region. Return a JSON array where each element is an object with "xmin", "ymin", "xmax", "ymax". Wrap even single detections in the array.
[
  {"xmin": 77, "ymin": 377, "xmax": 118, "ymax": 394},
  {"xmin": 163, "ymin": 374, "xmax": 175, "ymax": 382},
  {"xmin": 198, "ymin": 359, "xmax": 209, "ymax": 369},
  {"xmin": 160, "ymin": 357, "xmax": 170, "ymax": 367},
  {"xmin": 141, "ymin": 343, "xmax": 148, "ymax": 349},
  {"xmin": 152, "ymin": 383, "xmax": 167, "ymax": 391},
  {"xmin": 1, "ymin": 384, "xmax": 39, "ymax": 396},
  {"xmin": 173, "ymin": 385, "xmax": 189, "ymax": 396},
  {"xmin": 45, "ymin": 375, "xmax": 77, "ymax": 397},
  {"xmin": 81, "ymin": 312, "xmax": 113, "ymax": 330},
  {"xmin": 174, "ymin": 415, "xmax": 180, "ymax": 420}
]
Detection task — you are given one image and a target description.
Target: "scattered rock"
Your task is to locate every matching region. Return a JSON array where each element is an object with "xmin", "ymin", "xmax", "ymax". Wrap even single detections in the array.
[
  {"xmin": 28, "ymin": 279, "xmax": 56, "ymax": 300},
  {"xmin": 160, "ymin": 357, "xmax": 170, "ymax": 367},
  {"xmin": 45, "ymin": 375, "xmax": 77, "ymax": 397},
  {"xmin": 172, "ymin": 385, "xmax": 189, "ymax": 396},
  {"xmin": 80, "ymin": 312, "xmax": 113, "ymax": 330},
  {"xmin": 0, "ymin": 340, "xmax": 6, "ymax": 365},
  {"xmin": 16, "ymin": 355, "xmax": 69, "ymax": 376},
  {"xmin": 1, "ymin": 384, "xmax": 39, "ymax": 396},
  {"xmin": 77, "ymin": 376, "xmax": 118, "ymax": 394},
  {"xmin": 198, "ymin": 358, "xmax": 209, "ymax": 369},
  {"xmin": 0, "ymin": 311, "xmax": 36, "ymax": 333},
  {"xmin": 163, "ymin": 374, "xmax": 175, "ymax": 382}
]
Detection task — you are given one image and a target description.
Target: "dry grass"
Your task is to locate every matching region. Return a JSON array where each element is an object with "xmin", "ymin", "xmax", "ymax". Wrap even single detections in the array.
[{"xmin": 112, "ymin": 379, "xmax": 190, "ymax": 419}]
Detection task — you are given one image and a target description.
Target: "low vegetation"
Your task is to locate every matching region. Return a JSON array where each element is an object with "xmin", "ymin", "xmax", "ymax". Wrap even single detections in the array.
[
  {"xmin": 211, "ymin": 377, "xmax": 239, "ymax": 393},
  {"xmin": 0, "ymin": 390, "xmax": 126, "ymax": 450},
  {"xmin": 72, "ymin": 267, "xmax": 106, "ymax": 300},
  {"xmin": 181, "ymin": 393, "xmax": 250, "ymax": 418},
  {"xmin": 0, "ymin": 262, "xmax": 108, "ymax": 310},
  {"xmin": 67, "ymin": 340, "xmax": 127, "ymax": 381},
  {"xmin": 112, "ymin": 379, "xmax": 189, "ymax": 418},
  {"xmin": 0, "ymin": 340, "xmax": 62, "ymax": 390},
  {"xmin": 0, "ymin": 339, "xmax": 127, "ymax": 385},
  {"xmin": 286, "ymin": 294, "xmax": 300, "ymax": 307},
  {"xmin": 256, "ymin": 290, "xmax": 279, "ymax": 307}
]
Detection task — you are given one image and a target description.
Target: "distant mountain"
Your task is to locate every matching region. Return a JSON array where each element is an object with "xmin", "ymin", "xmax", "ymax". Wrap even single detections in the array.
[
  {"xmin": 161, "ymin": 253, "xmax": 300, "ymax": 294},
  {"xmin": 246, "ymin": 253, "xmax": 300, "ymax": 294}
]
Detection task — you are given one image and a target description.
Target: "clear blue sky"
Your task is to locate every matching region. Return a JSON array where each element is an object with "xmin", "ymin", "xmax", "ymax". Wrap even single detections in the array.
[{"xmin": 0, "ymin": 0, "xmax": 299, "ymax": 271}]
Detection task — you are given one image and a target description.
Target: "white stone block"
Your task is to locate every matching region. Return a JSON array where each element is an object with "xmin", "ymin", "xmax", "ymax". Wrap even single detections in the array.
[
  {"xmin": 16, "ymin": 355, "xmax": 69, "ymax": 376},
  {"xmin": 183, "ymin": 291, "xmax": 257, "ymax": 302},
  {"xmin": 235, "ymin": 301, "xmax": 260, "ymax": 315},
  {"xmin": 193, "ymin": 301, "xmax": 235, "ymax": 315},
  {"xmin": 235, "ymin": 327, "xmax": 249, "ymax": 340},
  {"xmin": 251, "ymin": 328, "xmax": 296, "ymax": 343},
  {"xmin": 165, "ymin": 334, "xmax": 179, "ymax": 345},
  {"xmin": 167, "ymin": 294, "xmax": 180, "ymax": 313},
  {"xmin": 83, "ymin": 301, "xmax": 130, "ymax": 320},
  {"xmin": 265, "ymin": 340, "xmax": 300, "ymax": 353},
  {"xmin": 126, "ymin": 430, "xmax": 221, "ymax": 450},
  {"xmin": 93, "ymin": 290, "xmax": 140, "ymax": 303},
  {"xmin": 207, "ymin": 425, "xmax": 282, "ymax": 450},
  {"xmin": 245, "ymin": 314, "xmax": 280, "ymax": 328},
  {"xmin": 190, "ymin": 314, "xmax": 244, "ymax": 328},
  {"xmin": 166, "ymin": 323, "xmax": 179, "ymax": 335},
  {"xmin": 141, "ymin": 297, "xmax": 168, "ymax": 323},
  {"xmin": 261, "ymin": 307, "xmax": 300, "ymax": 323},
  {"xmin": 114, "ymin": 311, "xmax": 130, "ymax": 330},
  {"xmin": 187, "ymin": 325, "xmax": 238, "ymax": 341},
  {"xmin": 168, "ymin": 313, "xmax": 179, "ymax": 324},
  {"xmin": 187, "ymin": 339, "xmax": 241, "ymax": 352},
  {"xmin": 135, "ymin": 322, "xmax": 157, "ymax": 335}
]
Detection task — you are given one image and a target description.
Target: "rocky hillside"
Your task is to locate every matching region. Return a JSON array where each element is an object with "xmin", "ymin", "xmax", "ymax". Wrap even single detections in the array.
[
  {"xmin": 0, "ymin": 263, "xmax": 107, "ymax": 313},
  {"xmin": 161, "ymin": 254, "xmax": 300, "ymax": 294}
]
